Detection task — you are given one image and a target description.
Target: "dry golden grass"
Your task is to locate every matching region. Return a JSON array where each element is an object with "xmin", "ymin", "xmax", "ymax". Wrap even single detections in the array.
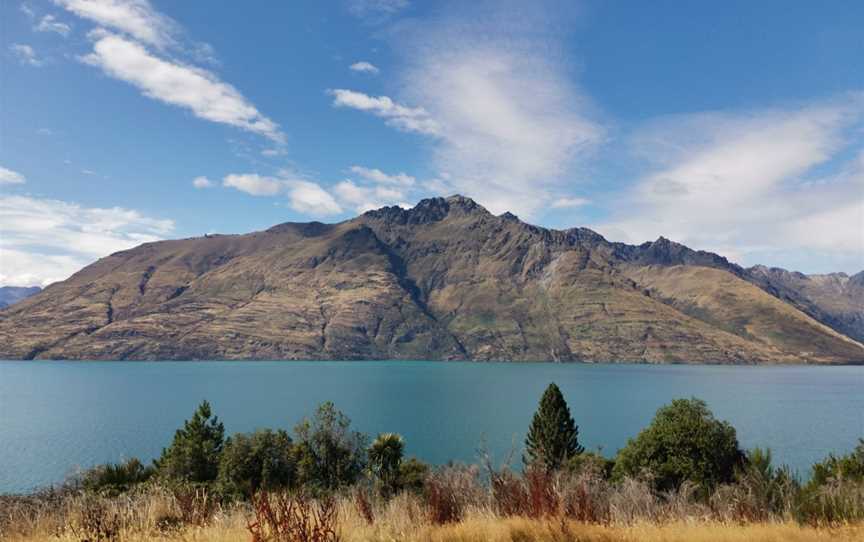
[{"xmin": 4, "ymin": 494, "xmax": 863, "ymax": 542}]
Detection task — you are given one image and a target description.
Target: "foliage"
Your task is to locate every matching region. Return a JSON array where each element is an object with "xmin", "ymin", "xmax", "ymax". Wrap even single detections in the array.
[
  {"xmin": 247, "ymin": 491, "xmax": 340, "ymax": 542},
  {"xmin": 612, "ymin": 398, "xmax": 744, "ymax": 493},
  {"xmin": 808, "ymin": 439, "xmax": 864, "ymax": 488},
  {"xmin": 524, "ymin": 383, "xmax": 584, "ymax": 471},
  {"xmin": 293, "ymin": 402, "xmax": 368, "ymax": 491},
  {"xmin": 368, "ymin": 433, "xmax": 405, "ymax": 498},
  {"xmin": 155, "ymin": 400, "xmax": 225, "ymax": 483},
  {"xmin": 218, "ymin": 429, "xmax": 296, "ymax": 497},
  {"xmin": 567, "ymin": 451, "xmax": 615, "ymax": 479},
  {"xmin": 397, "ymin": 457, "xmax": 430, "ymax": 493},
  {"xmin": 78, "ymin": 457, "xmax": 154, "ymax": 496}
]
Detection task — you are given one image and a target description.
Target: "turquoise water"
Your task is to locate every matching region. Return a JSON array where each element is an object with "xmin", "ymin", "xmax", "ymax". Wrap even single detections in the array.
[{"xmin": 1, "ymin": 361, "xmax": 862, "ymax": 493}]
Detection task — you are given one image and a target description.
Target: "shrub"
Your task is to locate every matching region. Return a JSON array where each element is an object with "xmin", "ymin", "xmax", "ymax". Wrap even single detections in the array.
[
  {"xmin": 612, "ymin": 398, "xmax": 744, "ymax": 493},
  {"xmin": 567, "ymin": 451, "xmax": 615, "ymax": 479},
  {"xmin": 155, "ymin": 400, "xmax": 225, "ymax": 483},
  {"xmin": 525, "ymin": 383, "xmax": 584, "ymax": 471},
  {"xmin": 247, "ymin": 491, "xmax": 340, "ymax": 542},
  {"xmin": 293, "ymin": 402, "xmax": 368, "ymax": 491},
  {"xmin": 397, "ymin": 457, "xmax": 430, "ymax": 493},
  {"xmin": 808, "ymin": 439, "xmax": 864, "ymax": 488},
  {"xmin": 78, "ymin": 457, "xmax": 154, "ymax": 495},
  {"xmin": 218, "ymin": 429, "xmax": 296, "ymax": 497},
  {"xmin": 368, "ymin": 433, "xmax": 405, "ymax": 498}
]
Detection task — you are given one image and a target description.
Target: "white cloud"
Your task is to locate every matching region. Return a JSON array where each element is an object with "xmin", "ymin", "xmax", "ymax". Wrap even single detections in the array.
[
  {"xmin": 9, "ymin": 43, "xmax": 42, "ymax": 66},
  {"xmin": 337, "ymin": 2, "xmax": 602, "ymax": 218},
  {"xmin": 349, "ymin": 165, "xmax": 414, "ymax": 186},
  {"xmin": 36, "ymin": 14, "xmax": 72, "ymax": 36},
  {"xmin": 223, "ymin": 173, "xmax": 282, "ymax": 196},
  {"xmin": 596, "ymin": 95, "xmax": 864, "ymax": 272},
  {"xmin": 286, "ymin": 180, "xmax": 342, "ymax": 215},
  {"xmin": 54, "ymin": 0, "xmax": 176, "ymax": 48},
  {"xmin": 81, "ymin": 32, "xmax": 285, "ymax": 143},
  {"xmin": 261, "ymin": 148, "xmax": 287, "ymax": 157},
  {"xmin": 551, "ymin": 197, "xmax": 590, "ymax": 209},
  {"xmin": 192, "ymin": 176, "xmax": 213, "ymax": 189},
  {"xmin": 0, "ymin": 167, "xmax": 26, "ymax": 185},
  {"xmin": 348, "ymin": 0, "xmax": 408, "ymax": 19},
  {"xmin": 350, "ymin": 61, "xmax": 380, "ymax": 74},
  {"xmin": 0, "ymin": 195, "xmax": 174, "ymax": 287},
  {"xmin": 329, "ymin": 89, "xmax": 440, "ymax": 135},
  {"xmin": 20, "ymin": 3, "xmax": 36, "ymax": 19}
]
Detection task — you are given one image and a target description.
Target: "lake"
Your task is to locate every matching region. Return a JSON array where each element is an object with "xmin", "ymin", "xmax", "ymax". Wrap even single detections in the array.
[{"xmin": 1, "ymin": 360, "xmax": 862, "ymax": 493}]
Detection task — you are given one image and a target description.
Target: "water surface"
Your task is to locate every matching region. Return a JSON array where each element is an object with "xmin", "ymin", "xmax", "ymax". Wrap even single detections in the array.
[{"xmin": 1, "ymin": 361, "xmax": 862, "ymax": 493}]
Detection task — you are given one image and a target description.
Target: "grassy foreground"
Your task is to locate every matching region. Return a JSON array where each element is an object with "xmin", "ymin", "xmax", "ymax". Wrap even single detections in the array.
[{"xmin": 3, "ymin": 490, "xmax": 862, "ymax": 542}]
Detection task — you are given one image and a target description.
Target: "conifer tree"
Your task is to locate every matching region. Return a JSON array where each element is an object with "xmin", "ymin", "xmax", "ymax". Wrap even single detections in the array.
[
  {"xmin": 524, "ymin": 383, "xmax": 583, "ymax": 470},
  {"xmin": 156, "ymin": 400, "xmax": 225, "ymax": 483}
]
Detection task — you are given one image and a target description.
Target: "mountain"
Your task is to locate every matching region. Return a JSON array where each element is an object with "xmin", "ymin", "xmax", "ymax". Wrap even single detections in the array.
[
  {"xmin": 747, "ymin": 266, "xmax": 864, "ymax": 343},
  {"xmin": 0, "ymin": 195, "xmax": 861, "ymax": 363},
  {"xmin": 0, "ymin": 286, "xmax": 41, "ymax": 309}
]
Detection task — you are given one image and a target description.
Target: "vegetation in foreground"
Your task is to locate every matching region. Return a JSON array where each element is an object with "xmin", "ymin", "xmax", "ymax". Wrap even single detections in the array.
[{"xmin": 2, "ymin": 385, "xmax": 863, "ymax": 541}]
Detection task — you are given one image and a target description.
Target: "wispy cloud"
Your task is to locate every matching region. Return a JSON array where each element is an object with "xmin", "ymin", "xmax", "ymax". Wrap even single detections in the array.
[
  {"xmin": 0, "ymin": 195, "xmax": 174, "ymax": 286},
  {"xmin": 192, "ymin": 176, "xmax": 214, "ymax": 189},
  {"xmin": 348, "ymin": 0, "xmax": 408, "ymax": 21},
  {"xmin": 349, "ymin": 61, "xmax": 380, "ymax": 74},
  {"xmin": 222, "ymin": 173, "xmax": 343, "ymax": 216},
  {"xmin": 349, "ymin": 165, "xmax": 414, "ymax": 186},
  {"xmin": 329, "ymin": 89, "xmax": 440, "ymax": 135},
  {"xmin": 551, "ymin": 196, "xmax": 590, "ymax": 209},
  {"xmin": 54, "ymin": 0, "xmax": 177, "ymax": 48},
  {"xmin": 35, "ymin": 14, "xmax": 72, "ymax": 36},
  {"xmin": 336, "ymin": 1, "xmax": 602, "ymax": 218},
  {"xmin": 9, "ymin": 43, "xmax": 43, "ymax": 66},
  {"xmin": 82, "ymin": 32, "xmax": 285, "ymax": 143},
  {"xmin": 0, "ymin": 166, "xmax": 27, "ymax": 185},
  {"xmin": 596, "ymin": 94, "xmax": 864, "ymax": 271}
]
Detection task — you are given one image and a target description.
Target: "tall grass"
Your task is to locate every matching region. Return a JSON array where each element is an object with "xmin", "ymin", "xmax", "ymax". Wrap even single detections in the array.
[{"xmin": 3, "ymin": 464, "xmax": 862, "ymax": 542}]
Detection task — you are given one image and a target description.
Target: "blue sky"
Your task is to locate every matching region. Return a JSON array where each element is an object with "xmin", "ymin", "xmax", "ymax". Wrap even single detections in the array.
[{"xmin": 1, "ymin": 0, "xmax": 862, "ymax": 287}]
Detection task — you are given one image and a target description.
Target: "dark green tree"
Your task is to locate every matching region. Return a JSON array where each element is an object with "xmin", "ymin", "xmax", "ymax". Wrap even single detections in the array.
[
  {"xmin": 368, "ymin": 433, "xmax": 405, "ymax": 497},
  {"xmin": 524, "ymin": 383, "xmax": 584, "ymax": 471},
  {"xmin": 293, "ymin": 401, "xmax": 368, "ymax": 490},
  {"xmin": 218, "ymin": 429, "xmax": 296, "ymax": 497},
  {"xmin": 612, "ymin": 398, "xmax": 744, "ymax": 492},
  {"xmin": 155, "ymin": 400, "xmax": 225, "ymax": 483}
]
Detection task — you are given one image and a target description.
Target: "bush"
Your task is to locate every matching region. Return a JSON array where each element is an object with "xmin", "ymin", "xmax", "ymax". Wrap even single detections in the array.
[
  {"xmin": 397, "ymin": 457, "xmax": 430, "ymax": 493},
  {"xmin": 808, "ymin": 439, "xmax": 864, "ymax": 488},
  {"xmin": 567, "ymin": 451, "xmax": 615, "ymax": 479},
  {"xmin": 218, "ymin": 429, "xmax": 296, "ymax": 497},
  {"xmin": 293, "ymin": 402, "xmax": 368, "ymax": 491},
  {"xmin": 368, "ymin": 433, "xmax": 405, "ymax": 498},
  {"xmin": 155, "ymin": 400, "xmax": 225, "ymax": 483},
  {"xmin": 78, "ymin": 458, "xmax": 154, "ymax": 495},
  {"xmin": 612, "ymin": 398, "xmax": 744, "ymax": 493}
]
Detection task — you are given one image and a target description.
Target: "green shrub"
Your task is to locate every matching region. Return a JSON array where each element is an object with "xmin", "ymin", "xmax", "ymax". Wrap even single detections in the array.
[
  {"xmin": 567, "ymin": 451, "xmax": 615, "ymax": 479},
  {"xmin": 808, "ymin": 439, "xmax": 864, "ymax": 489},
  {"xmin": 218, "ymin": 429, "xmax": 295, "ymax": 497},
  {"xmin": 155, "ymin": 400, "xmax": 225, "ymax": 483},
  {"xmin": 397, "ymin": 457, "xmax": 430, "ymax": 493},
  {"xmin": 293, "ymin": 402, "xmax": 368, "ymax": 491},
  {"xmin": 368, "ymin": 433, "xmax": 405, "ymax": 498},
  {"xmin": 78, "ymin": 457, "xmax": 154, "ymax": 495},
  {"xmin": 612, "ymin": 398, "xmax": 744, "ymax": 493},
  {"xmin": 524, "ymin": 383, "xmax": 584, "ymax": 471}
]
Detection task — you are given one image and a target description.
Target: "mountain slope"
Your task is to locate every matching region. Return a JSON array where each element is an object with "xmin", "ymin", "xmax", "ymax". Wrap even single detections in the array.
[
  {"xmin": 747, "ymin": 266, "xmax": 864, "ymax": 343},
  {"xmin": 0, "ymin": 196, "xmax": 861, "ymax": 363},
  {"xmin": 0, "ymin": 286, "xmax": 41, "ymax": 309}
]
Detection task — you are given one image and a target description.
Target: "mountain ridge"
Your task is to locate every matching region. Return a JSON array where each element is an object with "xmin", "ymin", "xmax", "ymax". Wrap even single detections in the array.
[{"xmin": 1, "ymin": 195, "xmax": 861, "ymax": 363}]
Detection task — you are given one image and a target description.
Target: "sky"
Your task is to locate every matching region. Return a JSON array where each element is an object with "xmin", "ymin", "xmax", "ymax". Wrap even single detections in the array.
[{"xmin": 1, "ymin": 0, "xmax": 863, "ymax": 287}]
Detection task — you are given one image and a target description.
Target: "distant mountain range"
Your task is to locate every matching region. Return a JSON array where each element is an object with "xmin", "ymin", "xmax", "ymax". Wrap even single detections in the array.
[
  {"xmin": 0, "ymin": 286, "xmax": 41, "ymax": 309},
  {"xmin": 1, "ymin": 195, "xmax": 861, "ymax": 363}
]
